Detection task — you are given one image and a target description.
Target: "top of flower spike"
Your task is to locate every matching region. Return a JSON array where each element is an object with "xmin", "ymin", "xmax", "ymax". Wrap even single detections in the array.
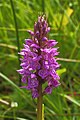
[
  {"xmin": 27, "ymin": 16, "xmax": 50, "ymax": 44},
  {"xmin": 34, "ymin": 16, "xmax": 50, "ymax": 37},
  {"xmin": 17, "ymin": 15, "xmax": 60, "ymax": 98}
]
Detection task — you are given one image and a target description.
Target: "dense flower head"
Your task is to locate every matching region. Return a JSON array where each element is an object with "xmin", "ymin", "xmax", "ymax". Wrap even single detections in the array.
[{"xmin": 17, "ymin": 15, "xmax": 60, "ymax": 98}]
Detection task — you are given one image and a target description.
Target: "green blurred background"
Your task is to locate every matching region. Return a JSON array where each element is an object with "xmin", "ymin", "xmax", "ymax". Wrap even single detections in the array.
[{"xmin": 0, "ymin": 0, "xmax": 80, "ymax": 120}]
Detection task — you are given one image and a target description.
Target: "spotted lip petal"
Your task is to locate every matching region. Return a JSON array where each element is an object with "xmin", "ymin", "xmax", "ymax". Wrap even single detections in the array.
[
  {"xmin": 44, "ymin": 86, "xmax": 53, "ymax": 94},
  {"xmin": 25, "ymin": 39, "xmax": 34, "ymax": 46},
  {"xmin": 17, "ymin": 15, "xmax": 60, "ymax": 98}
]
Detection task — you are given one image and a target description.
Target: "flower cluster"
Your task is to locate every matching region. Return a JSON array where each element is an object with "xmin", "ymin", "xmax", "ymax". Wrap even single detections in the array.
[{"xmin": 17, "ymin": 16, "xmax": 60, "ymax": 98}]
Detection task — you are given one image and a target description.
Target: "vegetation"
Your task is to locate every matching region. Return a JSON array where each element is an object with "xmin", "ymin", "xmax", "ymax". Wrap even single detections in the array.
[{"xmin": 0, "ymin": 0, "xmax": 80, "ymax": 120}]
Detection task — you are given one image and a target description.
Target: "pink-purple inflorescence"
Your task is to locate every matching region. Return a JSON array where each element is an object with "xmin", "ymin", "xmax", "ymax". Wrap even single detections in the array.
[{"xmin": 17, "ymin": 16, "xmax": 60, "ymax": 98}]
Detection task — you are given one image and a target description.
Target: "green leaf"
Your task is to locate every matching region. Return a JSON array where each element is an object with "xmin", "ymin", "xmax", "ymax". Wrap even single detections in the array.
[
  {"xmin": 57, "ymin": 68, "xmax": 66, "ymax": 76},
  {"xmin": 60, "ymin": 94, "xmax": 80, "ymax": 107}
]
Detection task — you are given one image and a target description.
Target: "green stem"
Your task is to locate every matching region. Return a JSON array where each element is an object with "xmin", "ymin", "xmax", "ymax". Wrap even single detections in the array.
[
  {"xmin": 37, "ymin": 82, "xmax": 43, "ymax": 120},
  {"xmin": 42, "ymin": 104, "xmax": 44, "ymax": 120},
  {"xmin": 10, "ymin": 0, "xmax": 21, "ymax": 86},
  {"xmin": 42, "ymin": 0, "xmax": 45, "ymax": 13}
]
